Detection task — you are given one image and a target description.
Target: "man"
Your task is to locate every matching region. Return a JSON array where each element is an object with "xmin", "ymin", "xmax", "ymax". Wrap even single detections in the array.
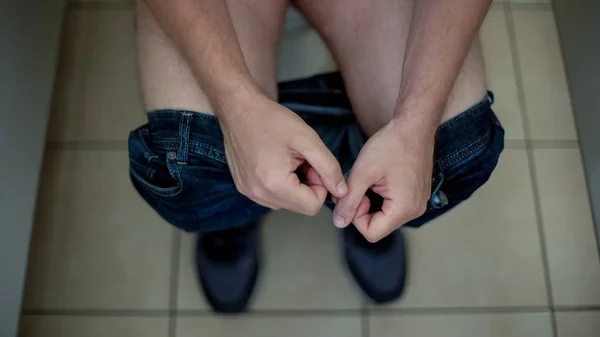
[{"xmin": 129, "ymin": 0, "xmax": 504, "ymax": 312}]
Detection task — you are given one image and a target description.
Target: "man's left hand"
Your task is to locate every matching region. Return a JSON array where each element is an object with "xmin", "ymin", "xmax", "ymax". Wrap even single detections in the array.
[{"xmin": 333, "ymin": 118, "xmax": 436, "ymax": 242}]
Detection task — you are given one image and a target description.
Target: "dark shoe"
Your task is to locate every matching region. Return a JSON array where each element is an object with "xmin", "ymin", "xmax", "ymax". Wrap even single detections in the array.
[
  {"xmin": 342, "ymin": 224, "xmax": 407, "ymax": 304},
  {"xmin": 195, "ymin": 221, "xmax": 260, "ymax": 313}
]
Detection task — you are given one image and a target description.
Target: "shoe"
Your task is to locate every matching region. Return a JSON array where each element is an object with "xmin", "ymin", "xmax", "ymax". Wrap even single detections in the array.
[
  {"xmin": 195, "ymin": 221, "xmax": 260, "ymax": 313},
  {"xmin": 342, "ymin": 224, "xmax": 407, "ymax": 304}
]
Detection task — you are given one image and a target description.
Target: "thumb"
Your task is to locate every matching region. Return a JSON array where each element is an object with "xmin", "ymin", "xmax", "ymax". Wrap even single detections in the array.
[
  {"xmin": 333, "ymin": 166, "xmax": 374, "ymax": 228},
  {"xmin": 296, "ymin": 137, "xmax": 347, "ymax": 198}
]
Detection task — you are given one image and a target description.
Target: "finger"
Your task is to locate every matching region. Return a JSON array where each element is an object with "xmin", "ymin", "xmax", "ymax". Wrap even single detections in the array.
[
  {"xmin": 303, "ymin": 164, "xmax": 325, "ymax": 187},
  {"xmin": 354, "ymin": 195, "xmax": 371, "ymax": 221},
  {"xmin": 335, "ymin": 194, "xmax": 369, "ymax": 228},
  {"xmin": 361, "ymin": 202, "xmax": 408, "ymax": 243},
  {"xmin": 349, "ymin": 195, "xmax": 372, "ymax": 233},
  {"xmin": 333, "ymin": 167, "xmax": 374, "ymax": 228},
  {"xmin": 277, "ymin": 172, "xmax": 326, "ymax": 215},
  {"xmin": 296, "ymin": 138, "xmax": 347, "ymax": 198}
]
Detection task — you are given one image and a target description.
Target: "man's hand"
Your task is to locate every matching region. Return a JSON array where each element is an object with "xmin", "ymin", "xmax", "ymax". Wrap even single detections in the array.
[
  {"xmin": 333, "ymin": 118, "xmax": 435, "ymax": 242},
  {"xmin": 219, "ymin": 92, "xmax": 348, "ymax": 216}
]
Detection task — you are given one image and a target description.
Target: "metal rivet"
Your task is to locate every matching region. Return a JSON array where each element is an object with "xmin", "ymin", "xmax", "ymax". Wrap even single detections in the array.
[
  {"xmin": 167, "ymin": 151, "xmax": 177, "ymax": 160},
  {"xmin": 431, "ymin": 191, "xmax": 449, "ymax": 209}
]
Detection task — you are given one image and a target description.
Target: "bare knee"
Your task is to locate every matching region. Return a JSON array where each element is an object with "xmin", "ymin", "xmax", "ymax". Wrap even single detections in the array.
[{"xmin": 136, "ymin": 0, "xmax": 288, "ymax": 114}]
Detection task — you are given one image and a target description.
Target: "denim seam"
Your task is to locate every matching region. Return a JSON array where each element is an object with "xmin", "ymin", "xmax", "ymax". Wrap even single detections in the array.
[
  {"xmin": 149, "ymin": 109, "xmax": 218, "ymax": 121},
  {"xmin": 191, "ymin": 143, "xmax": 227, "ymax": 164},
  {"xmin": 142, "ymin": 139, "xmax": 226, "ymax": 164},
  {"xmin": 129, "ymin": 164, "xmax": 182, "ymax": 197},
  {"xmin": 166, "ymin": 154, "xmax": 184, "ymax": 197},
  {"xmin": 437, "ymin": 129, "xmax": 491, "ymax": 169},
  {"xmin": 438, "ymin": 98, "xmax": 489, "ymax": 132}
]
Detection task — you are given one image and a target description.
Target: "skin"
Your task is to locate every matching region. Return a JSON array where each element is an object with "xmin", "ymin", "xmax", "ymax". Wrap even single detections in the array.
[
  {"xmin": 321, "ymin": 0, "xmax": 493, "ymax": 242},
  {"xmin": 293, "ymin": 0, "xmax": 490, "ymax": 241},
  {"xmin": 139, "ymin": 0, "xmax": 491, "ymax": 241},
  {"xmin": 141, "ymin": 0, "xmax": 348, "ymax": 216}
]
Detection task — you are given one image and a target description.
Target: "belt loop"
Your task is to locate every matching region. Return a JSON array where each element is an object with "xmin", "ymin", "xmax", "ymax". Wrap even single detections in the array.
[{"xmin": 177, "ymin": 112, "xmax": 194, "ymax": 164}]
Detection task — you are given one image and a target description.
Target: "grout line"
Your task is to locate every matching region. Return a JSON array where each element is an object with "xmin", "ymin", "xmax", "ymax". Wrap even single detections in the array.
[
  {"xmin": 66, "ymin": 1, "xmax": 134, "ymax": 11},
  {"xmin": 168, "ymin": 231, "xmax": 182, "ymax": 337},
  {"xmin": 177, "ymin": 309, "xmax": 363, "ymax": 317},
  {"xmin": 554, "ymin": 305, "xmax": 600, "ymax": 312},
  {"xmin": 361, "ymin": 300, "xmax": 370, "ymax": 337},
  {"xmin": 46, "ymin": 140, "xmax": 127, "ymax": 151},
  {"xmin": 369, "ymin": 306, "xmax": 551, "ymax": 315},
  {"xmin": 362, "ymin": 312, "xmax": 370, "ymax": 337},
  {"xmin": 504, "ymin": 4, "xmax": 558, "ymax": 337},
  {"xmin": 504, "ymin": 139, "xmax": 528, "ymax": 149},
  {"xmin": 528, "ymin": 139, "xmax": 579, "ymax": 149},
  {"xmin": 28, "ymin": 305, "xmax": 599, "ymax": 318}
]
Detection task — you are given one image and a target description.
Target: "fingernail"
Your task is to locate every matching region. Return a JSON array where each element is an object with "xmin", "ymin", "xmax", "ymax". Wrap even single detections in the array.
[
  {"xmin": 333, "ymin": 215, "xmax": 345, "ymax": 228},
  {"xmin": 337, "ymin": 181, "xmax": 348, "ymax": 195}
]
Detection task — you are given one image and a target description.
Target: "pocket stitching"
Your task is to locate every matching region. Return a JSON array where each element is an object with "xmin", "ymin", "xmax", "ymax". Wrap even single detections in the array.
[{"xmin": 129, "ymin": 161, "xmax": 183, "ymax": 197}]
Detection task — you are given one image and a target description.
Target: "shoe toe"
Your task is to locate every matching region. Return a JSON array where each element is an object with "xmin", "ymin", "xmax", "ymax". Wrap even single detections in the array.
[
  {"xmin": 344, "ymin": 227, "xmax": 407, "ymax": 304},
  {"xmin": 197, "ymin": 253, "xmax": 258, "ymax": 313}
]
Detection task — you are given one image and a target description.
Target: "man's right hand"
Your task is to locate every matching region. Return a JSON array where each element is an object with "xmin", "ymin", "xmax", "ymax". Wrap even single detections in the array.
[{"xmin": 218, "ymin": 91, "xmax": 348, "ymax": 215}]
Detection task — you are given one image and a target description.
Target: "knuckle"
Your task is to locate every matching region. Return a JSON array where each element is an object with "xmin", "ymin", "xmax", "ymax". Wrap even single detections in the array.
[
  {"xmin": 246, "ymin": 185, "xmax": 264, "ymax": 201},
  {"xmin": 259, "ymin": 174, "xmax": 280, "ymax": 194},
  {"xmin": 396, "ymin": 199, "xmax": 427, "ymax": 221}
]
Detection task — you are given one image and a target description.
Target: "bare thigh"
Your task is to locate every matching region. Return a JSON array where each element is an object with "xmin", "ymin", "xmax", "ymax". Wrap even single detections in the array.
[
  {"xmin": 136, "ymin": 0, "xmax": 289, "ymax": 114},
  {"xmin": 294, "ymin": 0, "xmax": 488, "ymax": 136}
]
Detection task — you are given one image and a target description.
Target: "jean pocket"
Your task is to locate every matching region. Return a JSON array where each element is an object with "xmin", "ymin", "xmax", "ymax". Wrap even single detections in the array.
[{"xmin": 128, "ymin": 127, "xmax": 183, "ymax": 197}]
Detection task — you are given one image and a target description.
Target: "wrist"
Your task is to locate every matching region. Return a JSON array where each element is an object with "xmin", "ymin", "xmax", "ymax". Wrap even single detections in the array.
[
  {"xmin": 212, "ymin": 78, "xmax": 263, "ymax": 119},
  {"xmin": 390, "ymin": 105, "xmax": 440, "ymax": 141}
]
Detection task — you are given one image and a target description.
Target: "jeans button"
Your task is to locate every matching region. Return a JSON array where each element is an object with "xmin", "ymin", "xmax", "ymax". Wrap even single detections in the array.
[
  {"xmin": 167, "ymin": 151, "xmax": 177, "ymax": 161},
  {"xmin": 431, "ymin": 190, "xmax": 448, "ymax": 209}
]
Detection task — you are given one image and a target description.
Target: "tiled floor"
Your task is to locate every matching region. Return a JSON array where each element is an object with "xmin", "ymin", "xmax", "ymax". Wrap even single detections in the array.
[{"xmin": 19, "ymin": 0, "xmax": 600, "ymax": 336}]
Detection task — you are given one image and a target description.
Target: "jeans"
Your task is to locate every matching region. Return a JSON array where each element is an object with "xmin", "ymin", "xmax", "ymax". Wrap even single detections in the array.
[{"xmin": 128, "ymin": 72, "xmax": 505, "ymax": 233}]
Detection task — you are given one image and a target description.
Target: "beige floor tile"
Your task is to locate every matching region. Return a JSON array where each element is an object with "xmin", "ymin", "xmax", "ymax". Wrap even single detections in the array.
[
  {"xmin": 480, "ymin": 8, "xmax": 525, "ymax": 140},
  {"xmin": 23, "ymin": 150, "xmax": 173, "ymax": 309},
  {"xmin": 556, "ymin": 311, "xmax": 600, "ymax": 337},
  {"xmin": 177, "ymin": 209, "xmax": 363, "ymax": 310},
  {"xmin": 513, "ymin": 11, "xmax": 577, "ymax": 140},
  {"xmin": 370, "ymin": 313, "xmax": 553, "ymax": 337},
  {"xmin": 176, "ymin": 233, "xmax": 211, "ymax": 310},
  {"xmin": 277, "ymin": 28, "xmax": 337, "ymax": 81},
  {"xmin": 19, "ymin": 316, "xmax": 169, "ymax": 337},
  {"xmin": 533, "ymin": 149, "xmax": 600, "ymax": 305},
  {"xmin": 177, "ymin": 315, "xmax": 361, "ymax": 337},
  {"xmin": 386, "ymin": 150, "xmax": 548, "ymax": 308},
  {"xmin": 48, "ymin": 9, "xmax": 144, "ymax": 142}
]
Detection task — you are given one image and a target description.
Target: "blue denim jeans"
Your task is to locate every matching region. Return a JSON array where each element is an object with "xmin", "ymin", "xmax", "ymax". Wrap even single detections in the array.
[{"xmin": 128, "ymin": 72, "xmax": 505, "ymax": 233}]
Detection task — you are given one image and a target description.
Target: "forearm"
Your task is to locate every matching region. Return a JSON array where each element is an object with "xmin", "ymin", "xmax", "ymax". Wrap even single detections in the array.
[
  {"xmin": 394, "ymin": 0, "xmax": 491, "ymax": 132},
  {"xmin": 143, "ymin": 0, "xmax": 259, "ymax": 114}
]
